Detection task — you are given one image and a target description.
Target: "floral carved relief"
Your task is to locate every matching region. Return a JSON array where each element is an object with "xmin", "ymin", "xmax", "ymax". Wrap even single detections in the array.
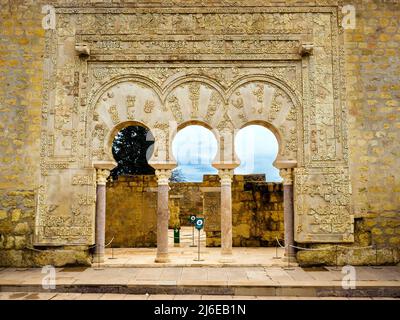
[{"xmin": 36, "ymin": 4, "xmax": 351, "ymax": 245}]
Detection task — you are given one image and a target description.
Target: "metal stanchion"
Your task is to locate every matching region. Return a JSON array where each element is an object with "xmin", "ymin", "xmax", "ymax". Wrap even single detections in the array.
[
  {"xmin": 110, "ymin": 247, "xmax": 116, "ymax": 260},
  {"xmin": 105, "ymin": 236, "xmax": 116, "ymax": 260},
  {"xmin": 190, "ymin": 224, "xmax": 197, "ymax": 247},
  {"xmin": 194, "ymin": 229, "xmax": 204, "ymax": 262},
  {"xmin": 273, "ymin": 243, "xmax": 281, "ymax": 260},
  {"xmin": 189, "ymin": 215, "xmax": 197, "ymax": 247}
]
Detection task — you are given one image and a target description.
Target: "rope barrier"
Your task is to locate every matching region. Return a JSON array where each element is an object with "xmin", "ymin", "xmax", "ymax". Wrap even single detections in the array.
[
  {"xmin": 87, "ymin": 236, "xmax": 115, "ymax": 249},
  {"xmin": 25, "ymin": 246, "xmax": 44, "ymax": 252},
  {"xmin": 289, "ymin": 244, "xmax": 338, "ymax": 251},
  {"xmin": 105, "ymin": 236, "xmax": 115, "ymax": 248},
  {"xmin": 275, "ymin": 237, "xmax": 286, "ymax": 249},
  {"xmin": 88, "ymin": 243, "xmax": 97, "ymax": 249},
  {"xmin": 336, "ymin": 245, "xmax": 373, "ymax": 250},
  {"xmin": 275, "ymin": 237, "xmax": 374, "ymax": 252},
  {"xmin": 289, "ymin": 244, "xmax": 374, "ymax": 251}
]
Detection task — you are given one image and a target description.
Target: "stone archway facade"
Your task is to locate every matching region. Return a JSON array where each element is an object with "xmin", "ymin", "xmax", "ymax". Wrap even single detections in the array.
[{"xmin": 35, "ymin": 2, "xmax": 353, "ymax": 263}]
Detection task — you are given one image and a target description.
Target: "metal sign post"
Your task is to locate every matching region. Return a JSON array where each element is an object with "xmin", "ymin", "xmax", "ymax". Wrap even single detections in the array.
[
  {"xmin": 193, "ymin": 218, "xmax": 205, "ymax": 262},
  {"xmin": 189, "ymin": 215, "xmax": 197, "ymax": 247}
]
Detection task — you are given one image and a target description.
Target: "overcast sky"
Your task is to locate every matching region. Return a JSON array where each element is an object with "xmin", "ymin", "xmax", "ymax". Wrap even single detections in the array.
[{"xmin": 172, "ymin": 125, "xmax": 281, "ymax": 182}]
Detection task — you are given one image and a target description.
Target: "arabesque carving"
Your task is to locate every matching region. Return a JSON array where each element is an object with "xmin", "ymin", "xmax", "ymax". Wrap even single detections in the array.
[{"xmin": 36, "ymin": 3, "xmax": 351, "ymax": 245}]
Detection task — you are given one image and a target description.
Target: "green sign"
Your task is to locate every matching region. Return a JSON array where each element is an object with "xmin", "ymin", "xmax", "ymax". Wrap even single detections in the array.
[
  {"xmin": 194, "ymin": 218, "xmax": 204, "ymax": 230},
  {"xmin": 189, "ymin": 215, "xmax": 197, "ymax": 224}
]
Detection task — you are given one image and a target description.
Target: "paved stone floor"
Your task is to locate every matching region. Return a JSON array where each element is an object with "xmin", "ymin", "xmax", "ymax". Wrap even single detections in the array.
[
  {"xmin": 0, "ymin": 266, "xmax": 399, "ymax": 288},
  {"xmin": 103, "ymin": 227, "xmax": 289, "ymax": 267},
  {"xmin": 1, "ymin": 228, "xmax": 399, "ymax": 299}
]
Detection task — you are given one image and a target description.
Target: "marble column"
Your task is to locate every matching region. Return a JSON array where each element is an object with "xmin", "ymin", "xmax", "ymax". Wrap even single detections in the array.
[
  {"xmin": 94, "ymin": 168, "xmax": 110, "ymax": 263},
  {"xmin": 280, "ymin": 168, "xmax": 295, "ymax": 259},
  {"xmin": 218, "ymin": 169, "xmax": 234, "ymax": 261},
  {"xmin": 155, "ymin": 169, "xmax": 172, "ymax": 263}
]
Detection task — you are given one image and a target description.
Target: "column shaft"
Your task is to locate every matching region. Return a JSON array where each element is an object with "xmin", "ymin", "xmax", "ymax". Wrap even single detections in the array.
[
  {"xmin": 155, "ymin": 184, "xmax": 170, "ymax": 263},
  {"xmin": 284, "ymin": 184, "xmax": 295, "ymax": 257},
  {"xmin": 280, "ymin": 168, "xmax": 295, "ymax": 258},
  {"xmin": 154, "ymin": 169, "xmax": 172, "ymax": 263},
  {"xmin": 221, "ymin": 183, "xmax": 233, "ymax": 255},
  {"xmin": 94, "ymin": 168, "xmax": 110, "ymax": 264},
  {"xmin": 95, "ymin": 184, "xmax": 106, "ymax": 263},
  {"xmin": 217, "ymin": 169, "xmax": 234, "ymax": 261}
]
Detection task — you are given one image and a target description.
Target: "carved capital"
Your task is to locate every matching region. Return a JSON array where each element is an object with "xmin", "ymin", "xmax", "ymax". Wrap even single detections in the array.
[
  {"xmin": 299, "ymin": 43, "xmax": 314, "ymax": 56},
  {"xmin": 75, "ymin": 43, "xmax": 90, "ymax": 57},
  {"xmin": 218, "ymin": 169, "xmax": 234, "ymax": 186},
  {"xmin": 96, "ymin": 169, "xmax": 110, "ymax": 186},
  {"xmin": 279, "ymin": 168, "xmax": 293, "ymax": 185},
  {"xmin": 155, "ymin": 169, "xmax": 172, "ymax": 185}
]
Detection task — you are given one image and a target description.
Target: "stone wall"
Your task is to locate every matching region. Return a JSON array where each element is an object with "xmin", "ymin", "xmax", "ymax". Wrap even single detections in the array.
[
  {"xmin": 106, "ymin": 176, "xmax": 157, "ymax": 247},
  {"xmin": 0, "ymin": 189, "xmax": 90, "ymax": 267},
  {"xmin": 169, "ymin": 183, "xmax": 203, "ymax": 227},
  {"xmin": 105, "ymin": 174, "xmax": 284, "ymax": 248},
  {"xmin": 0, "ymin": 0, "xmax": 91, "ymax": 267},
  {"xmin": 233, "ymin": 179, "xmax": 284, "ymax": 247},
  {"xmin": 202, "ymin": 175, "xmax": 284, "ymax": 247},
  {"xmin": 298, "ymin": 0, "xmax": 400, "ymax": 266},
  {"xmin": 104, "ymin": 177, "xmax": 201, "ymax": 247},
  {"xmin": 346, "ymin": 0, "xmax": 400, "ymax": 250}
]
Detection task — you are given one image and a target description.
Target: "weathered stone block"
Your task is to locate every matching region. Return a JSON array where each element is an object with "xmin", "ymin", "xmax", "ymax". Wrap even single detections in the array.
[
  {"xmin": 11, "ymin": 209, "xmax": 21, "ymax": 222},
  {"xmin": 4, "ymin": 236, "xmax": 15, "ymax": 249},
  {"xmin": 371, "ymin": 227, "xmax": 383, "ymax": 235},
  {"xmin": 14, "ymin": 222, "xmax": 30, "ymax": 235},
  {"xmin": 0, "ymin": 210, "xmax": 7, "ymax": 220},
  {"xmin": 233, "ymin": 224, "xmax": 250, "ymax": 238},
  {"xmin": 14, "ymin": 236, "xmax": 27, "ymax": 249}
]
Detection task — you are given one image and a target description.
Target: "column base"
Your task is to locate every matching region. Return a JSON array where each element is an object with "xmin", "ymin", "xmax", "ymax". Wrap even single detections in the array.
[
  {"xmin": 155, "ymin": 253, "xmax": 170, "ymax": 263},
  {"xmin": 282, "ymin": 254, "xmax": 298, "ymax": 263},
  {"xmin": 219, "ymin": 253, "xmax": 234, "ymax": 263},
  {"xmin": 92, "ymin": 254, "xmax": 105, "ymax": 264}
]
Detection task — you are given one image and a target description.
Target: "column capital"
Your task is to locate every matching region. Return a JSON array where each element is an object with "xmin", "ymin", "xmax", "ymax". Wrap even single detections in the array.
[
  {"xmin": 93, "ymin": 160, "xmax": 117, "ymax": 171},
  {"xmin": 155, "ymin": 169, "xmax": 172, "ymax": 185},
  {"xmin": 279, "ymin": 168, "xmax": 294, "ymax": 185},
  {"xmin": 96, "ymin": 169, "xmax": 110, "ymax": 185},
  {"xmin": 218, "ymin": 169, "xmax": 234, "ymax": 186}
]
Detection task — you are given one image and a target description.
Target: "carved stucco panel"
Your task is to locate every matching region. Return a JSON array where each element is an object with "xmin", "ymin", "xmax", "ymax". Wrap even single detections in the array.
[
  {"xmin": 35, "ymin": 169, "xmax": 96, "ymax": 245},
  {"xmin": 35, "ymin": 6, "xmax": 352, "ymax": 245},
  {"xmin": 294, "ymin": 167, "xmax": 354, "ymax": 243}
]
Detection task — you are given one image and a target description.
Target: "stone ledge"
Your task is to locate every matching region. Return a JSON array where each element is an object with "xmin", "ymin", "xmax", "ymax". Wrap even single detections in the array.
[{"xmin": 0, "ymin": 283, "xmax": 398, "ymax": 298}]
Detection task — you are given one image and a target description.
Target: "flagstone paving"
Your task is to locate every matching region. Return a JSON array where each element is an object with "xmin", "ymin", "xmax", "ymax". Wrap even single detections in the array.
[
  {"xmin": 1, "ymin": 266, "xmax": 400, "ymax": 286},
  {"xmin": 100, "ymin": 227, "xmax": 292, "ymax": 268},
  {"xmin": 0, "ymin": 265, "xmax": 399, "ymax": 299}
]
